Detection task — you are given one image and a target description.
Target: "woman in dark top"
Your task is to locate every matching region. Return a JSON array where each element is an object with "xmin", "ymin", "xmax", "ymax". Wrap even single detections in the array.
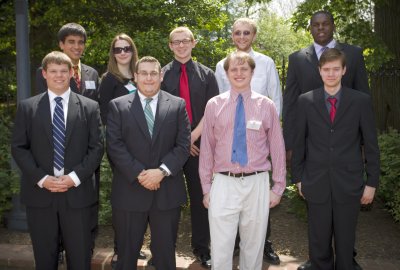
[{"xmin": 98, "ymin": 33, "xmax": 138, "ymax": 124}]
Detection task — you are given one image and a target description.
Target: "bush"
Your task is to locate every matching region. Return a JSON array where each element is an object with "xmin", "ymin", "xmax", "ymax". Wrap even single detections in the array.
[
  {"xmin": 0, "ymin": 114, "xmax": 19, "ymax": 223},
  {"xmin": 99, "ymin": 156, "xmax": 113, "ymax": 225},
  {"xmin": 377, "ymin": 128, "xmax": 400, "ymax": 222}
]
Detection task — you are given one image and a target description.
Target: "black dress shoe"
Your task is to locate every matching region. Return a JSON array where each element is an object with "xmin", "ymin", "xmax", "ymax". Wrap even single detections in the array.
[
  {"xmin": 138, "ymin": 250, "xmax": 146, "ymax": 260},
  {"xmin": 353, "ymin": 258, "xmax": 363, "ymax": 270},
  {"xmin": 264, "ymin": 247, "xmax": 280, "ymax": 265},
  {"xmin": 110, "ymin": 253, "xmax": 117, "ymax": 270},
  {"xmin": 58, "ymin": 251, "xmax": 64, "ymax": 264},
  {"xmin": 195, "ymin": 253, "xmax": 211, "ymax": 268},
  {"xmin": 297, "ymin": 260, "xmax": 311, "ymax": 270}
]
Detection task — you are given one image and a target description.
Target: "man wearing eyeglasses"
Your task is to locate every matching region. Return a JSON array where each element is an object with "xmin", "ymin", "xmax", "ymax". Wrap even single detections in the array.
[
  {"xmin": 106, "ymin": 56, "xmax": 191, "ymax": 270},
  {"xmin": 33, "ymin": 22, "xmax": 101, "ymax": 264},
  {"xmin": 215, "ymin": 18, "xmax": 282, "ymax": 265},
  {"xmin": 161, "ymin": 26, "xmax": 219, "ymax": 268}
]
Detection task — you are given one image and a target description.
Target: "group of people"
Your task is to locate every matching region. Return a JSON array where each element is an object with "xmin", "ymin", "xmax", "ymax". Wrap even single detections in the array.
[{"xmin": 11, "ymin": 9, "xmax": 380, "ymax": 270}]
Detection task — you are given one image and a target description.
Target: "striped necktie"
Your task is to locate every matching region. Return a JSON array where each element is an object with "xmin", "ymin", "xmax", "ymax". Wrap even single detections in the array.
[
  {"xmin": 144, "ymin": 98, "xmax": 154, "ymax": 137},
  {"xmin": 53, "ymin": 97, "xmax": 66, "ymax": 170}
]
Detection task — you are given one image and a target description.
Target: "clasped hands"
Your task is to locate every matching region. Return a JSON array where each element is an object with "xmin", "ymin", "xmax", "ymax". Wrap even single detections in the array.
[
  {"xmin": 43, "ymin": 175, "xmax": 75, "ymax": 192},
  {"xmin": 138, "ymin": 169, "xmax": 164, "ymax": 191}
]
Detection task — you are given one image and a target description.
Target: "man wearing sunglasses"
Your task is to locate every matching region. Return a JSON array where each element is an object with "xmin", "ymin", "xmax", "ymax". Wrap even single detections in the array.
[
  {"xmin": 215, "ymin": 18, "xmax": 282, "ymax": 266},
  {"xmin": 34, "ymin": 22, "xmax": 100, "ymax": 264},
  {"xmin": 161, "ymin": 26, "xmax": 219, "ymax": 268}
]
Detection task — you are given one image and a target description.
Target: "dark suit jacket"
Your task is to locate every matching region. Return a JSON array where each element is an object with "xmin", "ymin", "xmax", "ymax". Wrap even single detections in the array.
[
  {"xmin": 35, "ymin": 64, "xmax": 99, "ymax": 101},
  {"xmin": 11, "ymin": 92, "xmax": 104, "ymax": 208},
  {"xmin": 161, "ymin": 59, "xmax": 219, "ymax": 129},
  {"xmin": 291, "ymin": 87, "xmax": 379, "ymax": 204},
  {"xmin": 106, "ymin": 90, "xmax": 191, "ymax": 212},
  {"xmin": 283, "ymin": 42, "xmax": 370, "ymax": 150},
  {"xmin": 98, "ymin": 72, "xmax": 133, "ymax": 125}
]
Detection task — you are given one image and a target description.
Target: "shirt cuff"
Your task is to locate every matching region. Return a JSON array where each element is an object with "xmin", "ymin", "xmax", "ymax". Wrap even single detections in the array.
[
  {"xmin": 37, "ymin": 175, "xmax": 48, "ymax": 188},
  {"xmin": 68, "ymin": 171, "xmax": 81, "ymax": 187},
  {"xmin": 160, "ymin": 164, "xmax": 171, "ymax": 176},
  {"xmin": 271, "ymin": 182, "xmax": 285, "ymax": 196}
]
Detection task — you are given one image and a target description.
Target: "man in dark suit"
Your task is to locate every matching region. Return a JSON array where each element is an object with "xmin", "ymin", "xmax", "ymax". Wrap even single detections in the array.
[
  {"xmin": 35, "ymin": 22, "xmax": 99, "ymax": 101},
  {"xmin": 282, "ymin": 11, "xmax": 370, "ymax": 270},
  {"xmin": 161, "ymin": 26, "xmax": 219, "ymax": 268},
  {"xmin": 106, "ymin": 56, "xmax": 191, "ymax": 270},
  {"xmin": 11, "ymin": 51, "xmax": 104, "ymax": 270},
  {"xmin": 291, "ymin": 48, "xmax": 379, "ymax": 270}
]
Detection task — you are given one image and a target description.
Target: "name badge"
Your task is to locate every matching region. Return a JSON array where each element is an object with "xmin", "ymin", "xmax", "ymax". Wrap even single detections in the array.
[
  {"xmin": 247, "ymin": 120, "xmax": 262, "ymax": 130},
  {"xmin": 125, "ymin": 83, "xmax": 136, "ymax": 92},
  {"xmin": 85, "ymin": 80, "xmax": 96, "ymax": 89}
]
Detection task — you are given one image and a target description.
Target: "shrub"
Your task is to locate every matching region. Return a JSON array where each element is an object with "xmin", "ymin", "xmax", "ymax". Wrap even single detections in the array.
[
  {"xmin": 99, "ymin": 156, "xmax": 113, "ymax": 225},
  {"xmin": 377, "ymin": 128, "xmax": 400, "ymax": 222}
]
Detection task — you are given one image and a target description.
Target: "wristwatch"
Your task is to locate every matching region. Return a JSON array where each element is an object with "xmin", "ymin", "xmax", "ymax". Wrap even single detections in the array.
[{"xmin": 159, "ymin": 167, "xmax": 168, "ymax": 177}]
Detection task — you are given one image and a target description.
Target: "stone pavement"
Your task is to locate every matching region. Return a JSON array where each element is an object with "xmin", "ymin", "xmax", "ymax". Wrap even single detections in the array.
[{"xmin": 0, "ymin": 244, "xmax": 399, "ymax": 270}]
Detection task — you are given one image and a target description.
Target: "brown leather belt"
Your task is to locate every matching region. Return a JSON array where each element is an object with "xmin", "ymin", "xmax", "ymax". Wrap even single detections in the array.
[{"xmin": 219, "ymin": 171, "xmax": 264, "ymax": 178}]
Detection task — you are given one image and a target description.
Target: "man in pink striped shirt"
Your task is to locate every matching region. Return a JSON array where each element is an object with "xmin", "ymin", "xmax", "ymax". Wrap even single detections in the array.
[{"xmin": 199, "ymin": 51, "xmax": 286, "ymax": 270}]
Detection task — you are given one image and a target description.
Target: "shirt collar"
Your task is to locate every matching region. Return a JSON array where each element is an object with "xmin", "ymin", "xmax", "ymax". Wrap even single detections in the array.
[
  {"xmin": 48, "ymin": 88, "xmax": 71, "ymax": 104},
  {"xmin": 73, "ymin": 60, "xmax": 81, "ymax": 72},
  {"xmin": 229, "ymin": 89, "xmax": 252, "ymax": 102},
  {"xmin": 314, "ymin": 39, "xmax": 336, "ymax": 53},
  {"xmin": 137, "ymin": 90, "xmax": 159, "ymax": 103},
  {"xmin": 324, "ymin": 86, "xmax": 342, "ymax": 101},
  {"xmin": 172, "ymin": 58, "xmax": 193, "ymax": 71}
]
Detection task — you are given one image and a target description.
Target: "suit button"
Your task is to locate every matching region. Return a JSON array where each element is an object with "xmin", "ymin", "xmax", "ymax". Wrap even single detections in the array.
[{"xmin": 330, "ymin": 129, "xmax": 334, "ymax": 133}]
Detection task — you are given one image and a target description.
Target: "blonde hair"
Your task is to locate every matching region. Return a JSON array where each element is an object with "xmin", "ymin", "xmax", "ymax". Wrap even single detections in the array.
[
  {"xmin": 42, "ymin": 51, "xmax": 72, "ymax": 71},
  {"xmin": 169, "ymin": 26, "xmax": 195, "ymax": 42},
  {"xmin": 233, "ymin": 18, "xmax": 257, "ymax": 34},
  {"xmin": 223, "ymin": 51, "xmax": 256, "ymax": 72}
]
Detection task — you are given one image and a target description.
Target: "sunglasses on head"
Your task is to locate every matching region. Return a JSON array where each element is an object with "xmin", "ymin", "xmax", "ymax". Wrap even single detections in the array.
[
  {"xmin": 233, "ymin": 30, "xmax": 251, "ymax": 36},
  {"xmin": 113, "ymin": 46, "xmax": 133, "ymax": 54}
]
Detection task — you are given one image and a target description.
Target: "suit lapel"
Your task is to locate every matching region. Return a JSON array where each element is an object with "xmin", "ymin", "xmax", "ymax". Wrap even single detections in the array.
[
  {"xmin": 130, "ymin": 92, "xmax": 153, "ymax": 141},
  {"xmin": 333, "ymin": 87, "xmax": 351, "ymax": 125},
  {"xmin": 313, "ymin": 88, "xmax": 331, "ymax": 125},
  {"xmin": 37, "ymin": 93, "xmax": 53, "ymax": 145},
  {"xmin": 65, "ymin": 93, "xmax": 80, "ymax": 148},
  {"xmin": 305, "ymin": 45, "xmax": 319, "ymax": 69},
  {"xmin": 152, "ymin": 91, "xmax": 169, "ymax": 142}
]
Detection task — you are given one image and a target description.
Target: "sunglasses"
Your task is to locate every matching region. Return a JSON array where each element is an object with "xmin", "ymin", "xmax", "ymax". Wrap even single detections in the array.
[
  {"xmin": 113, "ymin": 46, "xmax": 133, "ymax": 54},
  {"xmin": 233, "ymin": 30, "xmax": 252, "ymax": 36}
]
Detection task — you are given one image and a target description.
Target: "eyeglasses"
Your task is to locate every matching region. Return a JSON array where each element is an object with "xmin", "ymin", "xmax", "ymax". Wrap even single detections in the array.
[
  {"xmin": 113, "ymin": 46, "xmax": 133, "ymax": 54},
  {"xmin": 170, "ymin": 39, "xmax": 192, "ymax": 46},
  {"xmin": 233, "ymin": 30, "xmax": 252, "ymax": 36},
  {"xmin": 137, "ymin": 71, "xmax": 160, "ymax": 78}
]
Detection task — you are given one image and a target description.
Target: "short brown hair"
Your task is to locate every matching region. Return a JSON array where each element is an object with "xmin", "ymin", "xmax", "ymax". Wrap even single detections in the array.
[
  {"xmin": 319, "ymin": 48, "xmax": 346, "ymax": 68},
  {"xmin": 233, "ymin": 18, "xmax": 257, "ymax": 34},
  {"xmin": 135, "ymin": 56, "xmax": 161, "ymax": 73},
  {"xmin": 42, "ymin": 51, "xmax": 73, "ymax": 71},
  {"xmin": 223, "ymin": 51, "xmax": 256, "ymax": 72},
  {"xmin": 57, "ymin": 22, "xmax": 87, "ymax": 43},
  {"xmin": 169, "ymin": 26, "xmax": 195, "ymax": 42}
]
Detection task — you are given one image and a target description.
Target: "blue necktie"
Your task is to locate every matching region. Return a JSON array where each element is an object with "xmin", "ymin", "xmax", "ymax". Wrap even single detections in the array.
[
  {"xmin": 144, "ymin": 98, "xmax": 154, "ymax": 137},
  {"xmin": 53, "ymin": 97, "xmax": 66, "ymax": 170},
  {"xmin": 231, "ymin": 94, "xmax": 248, "ymax": 166}
]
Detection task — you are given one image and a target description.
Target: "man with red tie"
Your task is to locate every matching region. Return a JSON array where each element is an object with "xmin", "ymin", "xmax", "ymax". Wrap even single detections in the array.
[
  {"xmin": 291, "ymin": 48, "xmax": 380, "ymax": 270},
  {"xmin": 161, "ymin": 26, "xmax": 219, "ymax": 268}
]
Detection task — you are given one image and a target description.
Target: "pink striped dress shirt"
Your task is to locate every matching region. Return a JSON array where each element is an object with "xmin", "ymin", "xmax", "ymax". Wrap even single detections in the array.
[{"xmin": 199, "ymin": 89, "xmax": 286, "ymax": 196}]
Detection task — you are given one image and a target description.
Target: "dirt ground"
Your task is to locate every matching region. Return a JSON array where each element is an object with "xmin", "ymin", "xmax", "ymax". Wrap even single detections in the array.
[{"xmin": 1, "ymin": 198, "xmax": 399, "ymax": 261}]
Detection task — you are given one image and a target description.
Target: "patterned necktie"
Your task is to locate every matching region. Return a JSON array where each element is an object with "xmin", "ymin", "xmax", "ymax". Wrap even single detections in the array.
[
  {"xmin": 73, "ymin": 65, "xmax": 81, "ymax": 91},
  {"xmin": 231, "ymin": 94, "xmax": 248, "ymax": 166},
  {"xmin": 328, "ymin": 97, "xmax": 337, "ymax": 123},
  {"xmin": 144, "ymin": 98, "xmax": 154, "ymax": 137},
  {"xmin": 180, "ymin": 64, "xmax": 193, "ymax": 123},
  {"xmin": 53, "ymin": 97, "xmax": 66, "ymax": 170}
]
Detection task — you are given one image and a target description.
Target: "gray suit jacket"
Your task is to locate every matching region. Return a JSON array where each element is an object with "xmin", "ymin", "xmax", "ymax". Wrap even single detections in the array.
[
  {"xmin": 291, "ymin": 87, "xmax": 379, "ymax": 204},
  {"xmin": 11, "ymin": 92, "xmax": 104, "ymax": 208},
  {"xmin": 106, "ymin": 90, "xmax": 191, "ymax": 212},
  {"xmin": 283, "ymin": 42, "xmax": 370, "ymax": 150}
]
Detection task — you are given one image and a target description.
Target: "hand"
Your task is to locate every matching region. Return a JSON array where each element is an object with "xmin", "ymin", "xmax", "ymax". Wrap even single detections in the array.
[
  {"xmin": 190, "ymin": 143, "xmax": 200, "ymax": 156},
  {"xmin": 203, "ymin": 193, "xmax": 210, "ymax": 209},
  {"xmin": 286, "ymin": 150, "xmax": 292, "ymax": 165},
  {"xmin": 190, "ymin": 131, "xmax": 200, "ymax": 156},
  {"xmin": 43, "ymin": 176, "xmax": 69, "ymax": 192},
  {"xmin": 361, "ymin": 186, "xmax": 376, "ymax": 204},
  {"xmin": 138, "ymin": 169, "xmax": 163, "ymax": 191},
  {"xmin": 270, "ymin": 191, "xmax": 281, "ymax": 208},
  {"xmin": 296, "ymin": 182, "xmax": 305, "ymax": 199}
]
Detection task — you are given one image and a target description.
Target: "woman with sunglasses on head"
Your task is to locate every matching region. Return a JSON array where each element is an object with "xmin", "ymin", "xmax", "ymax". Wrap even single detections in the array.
[{"xmin": 98, "ymin": 33, "xmax": 139, "ymax": 125}]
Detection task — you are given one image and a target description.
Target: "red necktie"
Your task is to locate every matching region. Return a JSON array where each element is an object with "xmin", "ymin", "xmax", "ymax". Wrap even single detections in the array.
[
  {"xmin": 180, "ymin": 64, "xmax": 193, "ymax": 123},
  {"xmin": 328, "ymin": 97, "xmax": 337, "ymax": 123},
  {"xmin": 73, "ymin": 65, "xmax": 81, "ymax": 91}
]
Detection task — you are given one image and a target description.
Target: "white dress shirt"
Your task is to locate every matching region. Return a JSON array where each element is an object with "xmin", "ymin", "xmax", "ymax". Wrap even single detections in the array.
[
  {"xmin": 314, "ymin": 39, "xmax": 336, "ymax": 60},
  {"xmin": 215, "ymin": 49, "xmax": 282, "ymax": 117}
]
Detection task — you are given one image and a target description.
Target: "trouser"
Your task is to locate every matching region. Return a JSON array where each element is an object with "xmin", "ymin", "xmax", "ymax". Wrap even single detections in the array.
[{"xmin": 209, "ymin": 172, "xmax": 270, "ymax": 270}]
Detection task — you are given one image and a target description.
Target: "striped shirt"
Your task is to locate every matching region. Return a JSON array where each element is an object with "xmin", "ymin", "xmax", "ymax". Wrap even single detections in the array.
[{"xmin": 199, "ymin": 89, "xmax": 286, "ymax": 196}]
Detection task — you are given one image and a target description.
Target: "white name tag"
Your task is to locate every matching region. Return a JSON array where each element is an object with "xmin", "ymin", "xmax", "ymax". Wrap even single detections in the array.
[
  {"xmin": 125, "ymin": 83, "xmax": 136, "ymax": 92},
  {"xmin": 247, "ymin": 120, "xmax": 262, "ymax": 130},
  {"xmin": 85, "ymin": 80, "xmax": 96, "ymax": 89}
]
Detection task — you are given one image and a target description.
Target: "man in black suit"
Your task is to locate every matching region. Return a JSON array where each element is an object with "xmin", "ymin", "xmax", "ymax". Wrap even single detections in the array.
[
  {"xmin": 106, "ymin": 56, "xmax": 191, "ymax": 270},
  {"xmin": 282, "ymin": 11, "xmax": 370, "ymax": 270},
  {"xmin": 35, "ymin": 22, "xmax": 99, "ymax": 101},
  {"xmin": 11, "ymin": 51, "xmax": 104, "ymax": 270},
  {"xmin": 291, "ymin": 48, "xmax": 379, "ymax": 270},
  {"xmin": 161, "ymin": 26, "xmax": 219, "ymax": 268}
]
